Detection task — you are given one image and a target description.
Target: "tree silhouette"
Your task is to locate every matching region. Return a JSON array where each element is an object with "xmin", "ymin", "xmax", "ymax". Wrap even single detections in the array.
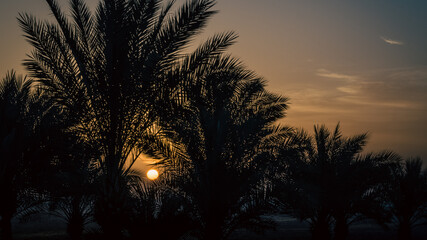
[
  {"xmin": 383, "ymin": 158, "xmax": 427, "ymax": 240},
  {"xmin": 127, "ymin": 177, "xmax": 195, "ymax": 240},
  {"xmin": 276, "ymin": 124, "xmax": 400, "ymax": 240},
  {"xmin": 18, "ymin": 0, "xmax": 219, "ymax": 237},
  {"xmin": 0, "ymin": 71, "xmax": 32, "ymax": 240},
  {"xmin": 155, "ymin": 52, "xmax": 289, "ymax": 239},
  {"xmin": 0, "ymin": 71, "xmax": 60, "ymax": 240},
  {"xmin": 327, "ymin": 150, "xmax": 400, "ymax": 240},
  {"xmin": 42, "ymin": 135, "xmax": 99, "ymax": 240}
]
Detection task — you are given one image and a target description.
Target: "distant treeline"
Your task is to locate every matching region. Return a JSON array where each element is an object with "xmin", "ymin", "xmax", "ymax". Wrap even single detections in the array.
[{"xmin": 0, "ymin": 0, "xmax": 426, "ymax": 240}]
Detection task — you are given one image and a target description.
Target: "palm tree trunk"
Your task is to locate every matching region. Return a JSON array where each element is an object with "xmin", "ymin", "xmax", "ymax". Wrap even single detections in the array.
[
  {"xmin": 397, "ymin": 221, "xmax": 411, "ymax": 240},
  {"xmin": 67, "ymin": 196, "xmax": 84, "ymax": 240},
  {"xmin": 311, "ymin": 216, "xmax": 331, "ymax": 240},
  {"xmin": 204, "ymin": 221, "xmax": 223, "ymax": 240},
  {"xmin": 95, "ymin": 171, "xmax": 126, "ymax": 240},
  {"xmin": 95, "ymin": 199, "xmax": 123, "ymax": 240},
  {"xmin": 0, "ymin": 213, "xmax": 13, "ymax": 240},
  {"xmin": 333, "ymin": 217, "xmax": 349, "ymax": 240},
  {"xmin": 0, "ymin": 186, "xmax": 16, "ymax": 240}
]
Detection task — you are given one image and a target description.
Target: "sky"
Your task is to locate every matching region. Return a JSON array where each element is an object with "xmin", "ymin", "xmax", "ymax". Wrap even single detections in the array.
[{"xmin": 1, "ymin": 0, "xmax": 427, "ymax": 165}]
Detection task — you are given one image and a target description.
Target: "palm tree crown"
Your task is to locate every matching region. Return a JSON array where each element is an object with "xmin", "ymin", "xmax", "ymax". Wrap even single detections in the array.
[
  {"xmin": 0, "ymin": 71, "xmax": 61, "ymax": 240},
  {"xmin": 18, "ymin": 0, "xmax": 221, "ymax": 236},
  {"xmin": 155, "ymin": 51, "xmax": 289, "ymax": 239},
  {"xmin": 385, "ymin": 158, "xmax": 427, "ymax": 240},
  {"xmin": 277, "ymin": 124, "xmax": 400, "ymax": 240}
]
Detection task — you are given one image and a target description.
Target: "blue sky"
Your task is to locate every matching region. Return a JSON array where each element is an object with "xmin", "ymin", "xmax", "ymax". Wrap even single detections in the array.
[{"xmin": 1, "ymin": 0, "xmax": 427, "ymax": 162}]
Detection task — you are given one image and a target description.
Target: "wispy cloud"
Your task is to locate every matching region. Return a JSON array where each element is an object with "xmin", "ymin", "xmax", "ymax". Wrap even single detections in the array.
[
  {"xmin": 313, "ymin": 67, "xmax": 427, "ymax": 110},
  {"xmin": 316, "ymin": 69, "xmax": 359, "ymax": 82},
  {"xmin": 336, "ymin": 86, "xmax": 359, "ymax": 94},
  {"xmin": 381, "ymin": 36, "xmax": 404, "ymax": 45},
  {"xmin": 337, "ymin": 96, "xmax": 417, "ymax": 109}
]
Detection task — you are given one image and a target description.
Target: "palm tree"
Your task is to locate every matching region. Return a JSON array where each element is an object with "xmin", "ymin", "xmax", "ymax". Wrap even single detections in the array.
[
  {"xmin": 276, "ymin": 127, "xmax": 337, "ymax": 240},
  {"xmin": 0, "ymin": 73, "xmax": 90, "ymax": 240},
  {"xmin": 328, "ymin": 151, "xmax": 400, "ymax": 240},
  {"xmin": 276, "ymin": 124, "xmax": 399, "ymax": 240},
  {"xmin": 43, "ymin": 135, "xmax": 99, "ymax": 240},
  {"xmin": 384, "ymin": 158, "xmax": 427, "ymax": 240},
  {"xmin": 0, "ymin": 71, "xmax": 59, "ymax": 240},
  {"xmin": 155, "ymin": 53, "xmax": 289, "ymax": 239},
  {"xmin": 127, "ymin": 177, "xmax": 195, "ymax": 240},
  {"xmin": 18, "ymin": 0, "xmax": 228, "ymax": 237},
  {"xmin": 0, "ymin": 71, "xmax": 32, "ymax": 240}
]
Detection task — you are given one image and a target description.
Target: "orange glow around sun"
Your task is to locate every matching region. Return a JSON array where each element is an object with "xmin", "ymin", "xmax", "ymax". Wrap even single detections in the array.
[{"xmin": 146, "ymin": 169, "xmax": 159, "ymax": 180}]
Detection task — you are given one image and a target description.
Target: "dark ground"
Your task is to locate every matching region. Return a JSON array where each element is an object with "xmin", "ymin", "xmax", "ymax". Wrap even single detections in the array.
[{"xmin": 12, "ymin": 214, "xmax": 427, "ymax": 240}]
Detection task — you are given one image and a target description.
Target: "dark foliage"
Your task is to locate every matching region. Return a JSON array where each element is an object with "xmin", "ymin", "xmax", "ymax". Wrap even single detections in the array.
[
  {"xmin": 383, "ymin": 158, "xmax": 427, "ymax": 240},
  {"xmin": 0, "ymin": 71, "xmax": 64, "ymax": 239},
  {"xmin": 18, "ymin": 0, "xmax": 219, "ymax": 237},
  {"xmin": 153, "ymin": 49, "xmax": 289, "ymax": 239},
  {"xmin": 275, "ymin": 124, "xmax": 401, "ymax": 240}
]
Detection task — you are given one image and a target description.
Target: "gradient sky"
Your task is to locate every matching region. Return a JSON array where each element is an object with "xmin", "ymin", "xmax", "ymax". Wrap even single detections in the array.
[{"xmin": 1, "ymin": 0, "xmax": 427, "ymax": 164}]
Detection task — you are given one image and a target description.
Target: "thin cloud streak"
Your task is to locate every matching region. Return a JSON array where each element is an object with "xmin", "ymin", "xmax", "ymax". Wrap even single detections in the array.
[
  {"xmin": 381, "ymin": 36, "xmax": 404, "ymax": 45},
  {"xmin": 337, "ymin": 96, "xmax": 418, "ymax": 109},
  {"xmin": 316, "ymin": 69, "xmax": 359, "ymax": 82},
  {"xmin": 290, "ymin": 67, "xmax": 427, "ymax": 118}
]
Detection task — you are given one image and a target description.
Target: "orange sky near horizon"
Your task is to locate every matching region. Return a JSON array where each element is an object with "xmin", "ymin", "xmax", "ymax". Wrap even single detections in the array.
[{"xmin": 1, "ymin": 0, "xmax": 426, "ymax": 164}]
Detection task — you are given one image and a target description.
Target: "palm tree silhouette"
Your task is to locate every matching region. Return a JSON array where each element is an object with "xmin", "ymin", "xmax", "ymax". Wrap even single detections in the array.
[
  {"xmin": 127, "ymin": 176, "xmax": 195, "ymax": 240},
  {"xmin": 384, "ymin": 158, "xmax": 427, "ymax": 240},
  {"xmin": 0, "ymin": 71, "xmax": 59, "ymax": 240},
  {"xmin": 18, "ymin": 0, "xmax": 219, "ymax": 237},
  {"xmin": 276, "ymin": 124, "xmax": 399, "ymax": 240},
  {"xmin": 42, "ymin": 136, "xmax": 100, "ymax": 240},
  {"xmin": 0, "ymin": 71, "xmax": 32, "ymax": 240},
  {"xmin": 155, "ymin": 52, "xmax": 289, "ymax": 239},
  {"xmin": 328, "ymin": 150, "xmax": 400, "ymax": 240}
]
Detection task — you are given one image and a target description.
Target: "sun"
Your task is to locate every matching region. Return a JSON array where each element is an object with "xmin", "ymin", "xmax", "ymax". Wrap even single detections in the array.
[{"xmin": 146, "ymin": 169, "xmax": 159, "ymax": 180}]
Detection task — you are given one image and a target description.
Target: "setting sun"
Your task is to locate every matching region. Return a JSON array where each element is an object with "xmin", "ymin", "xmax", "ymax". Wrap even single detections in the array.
[{"xmin": 146, "ymin": 169, "xmax": 159, "ymax": 180}]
